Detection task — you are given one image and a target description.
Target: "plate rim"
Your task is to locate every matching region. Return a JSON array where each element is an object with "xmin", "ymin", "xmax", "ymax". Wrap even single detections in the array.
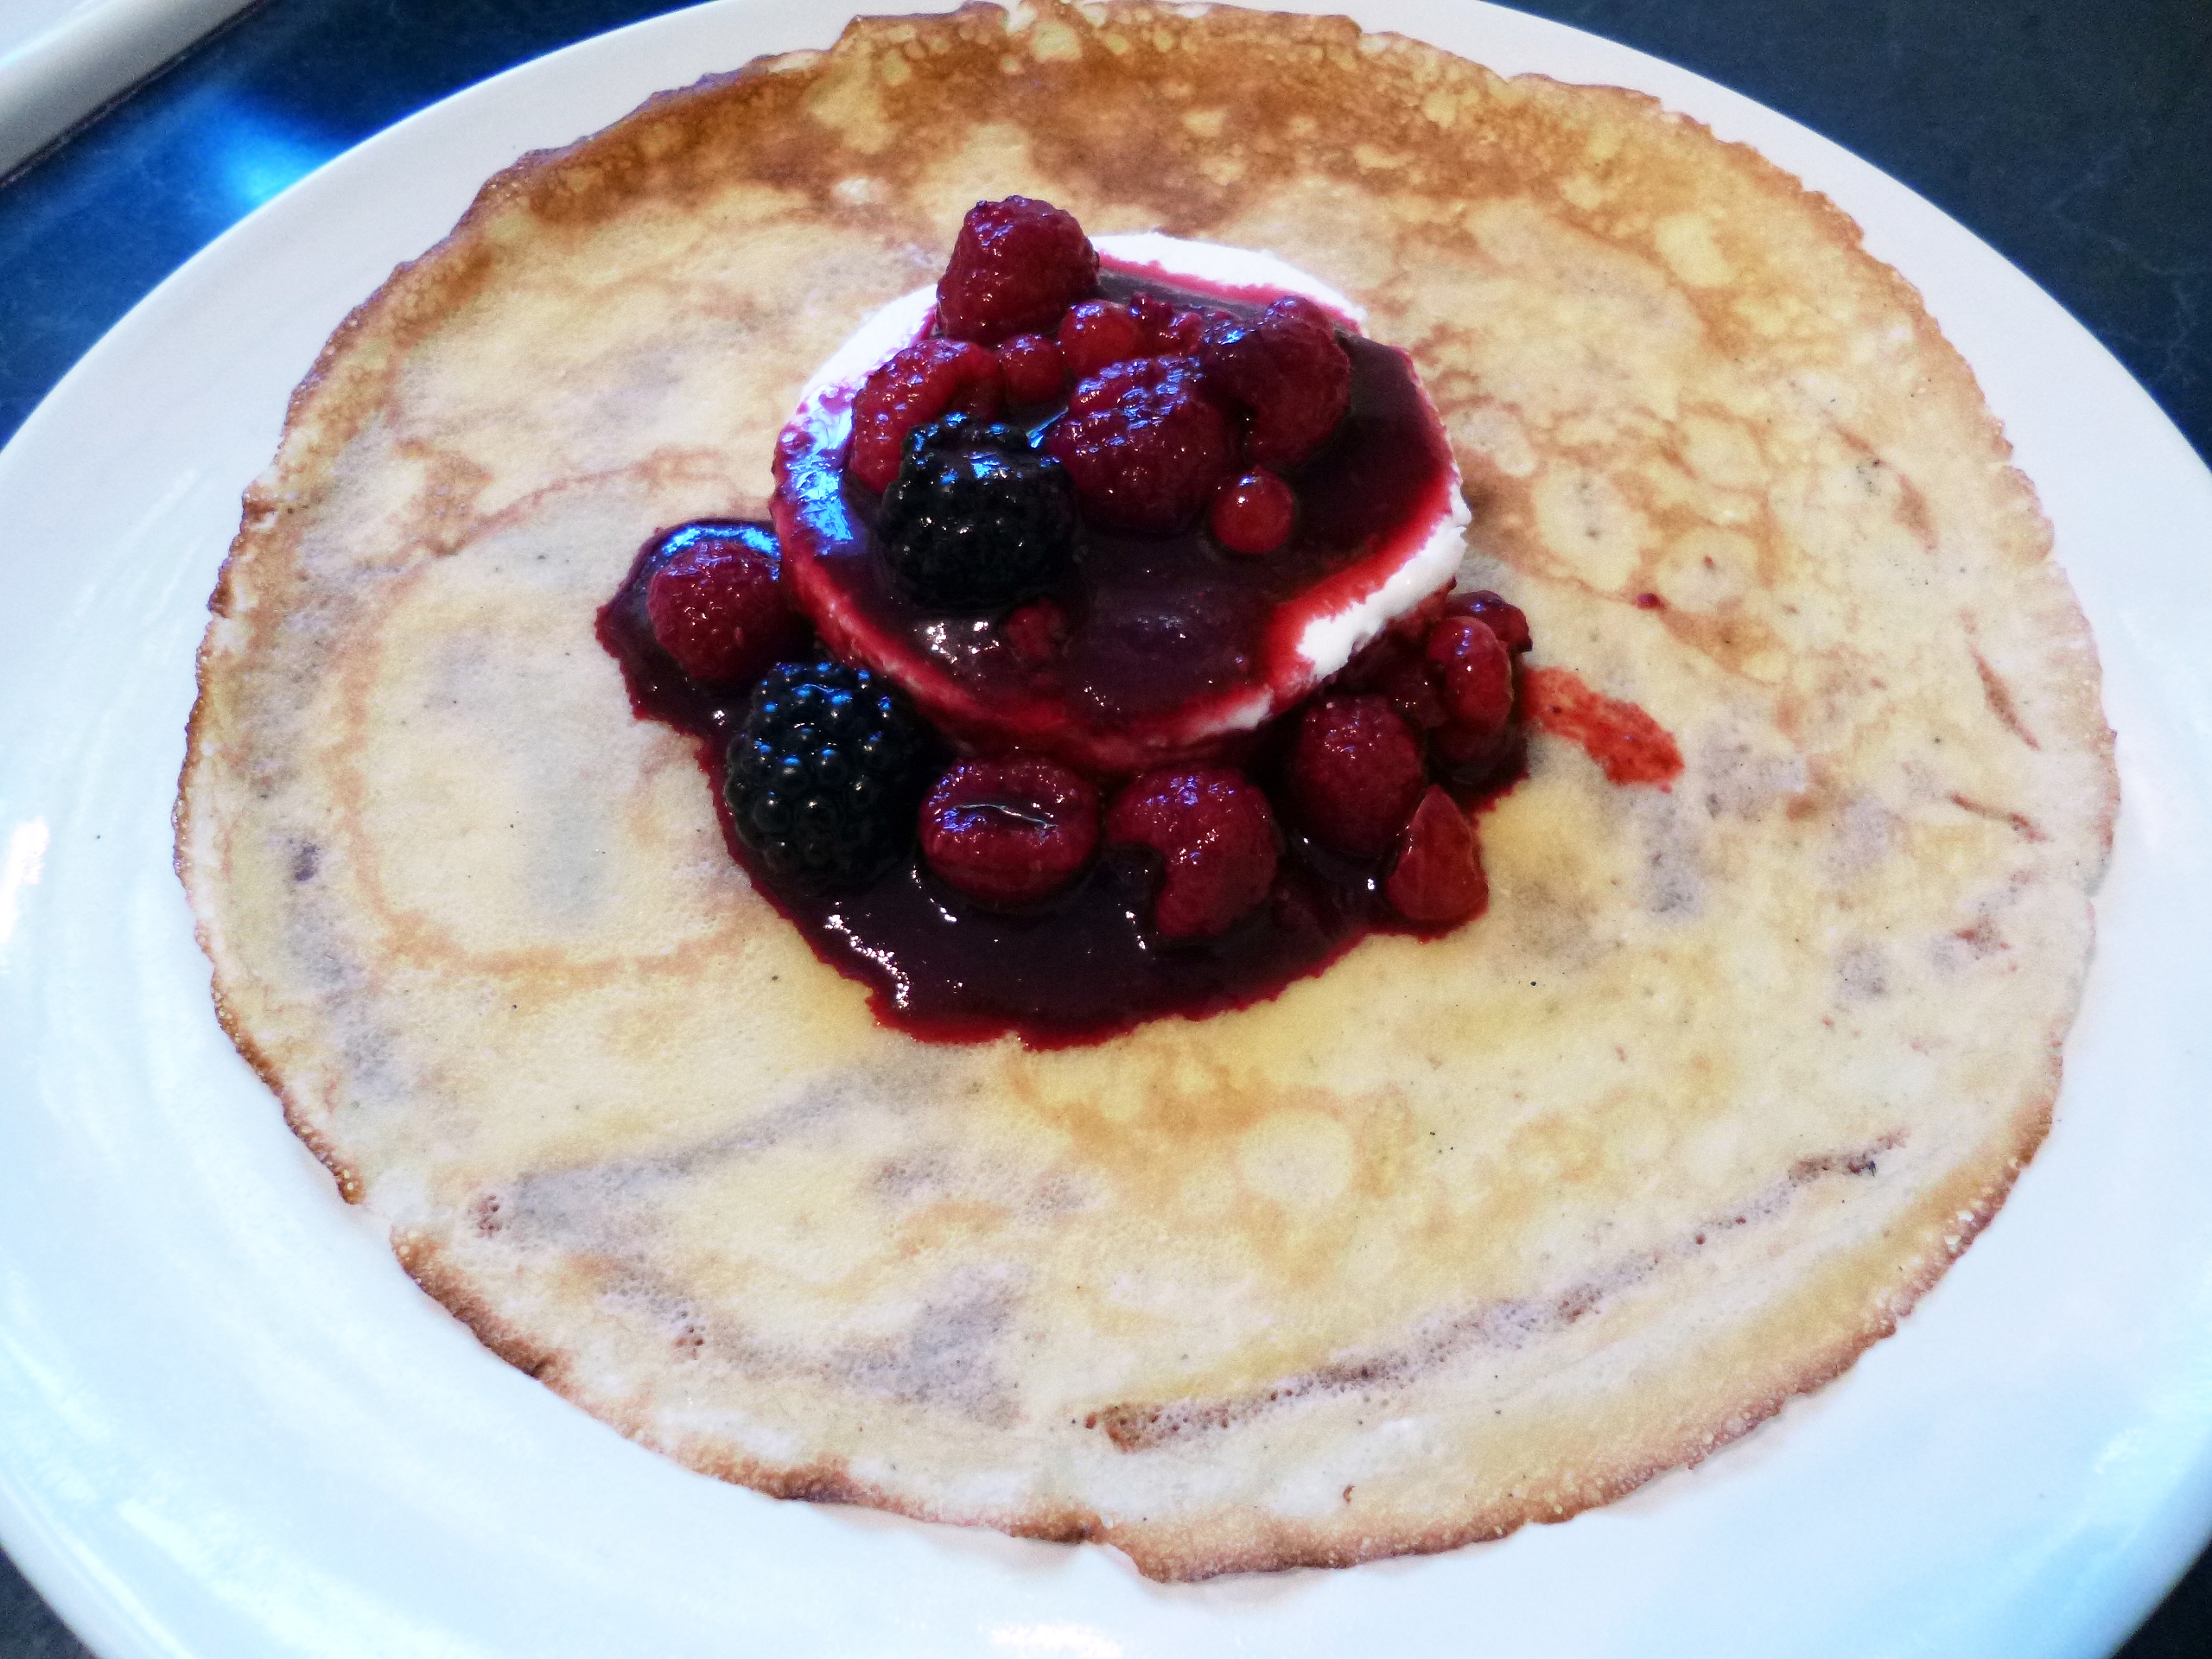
[{"xmin": 5, "ymin": 2, "xmax": 2212, "ymax": 1656}]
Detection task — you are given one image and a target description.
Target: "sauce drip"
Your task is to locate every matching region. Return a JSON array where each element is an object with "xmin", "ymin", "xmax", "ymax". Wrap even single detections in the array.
[{"xmin": 1522, "ymin": 666, "xmax": 1684, "ymax": 788}]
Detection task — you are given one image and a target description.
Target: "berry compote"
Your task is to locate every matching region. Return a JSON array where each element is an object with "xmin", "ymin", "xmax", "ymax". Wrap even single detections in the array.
[
  {"xmin": 596, "ymin": 200, "xmax": 1680, "ymax": 1048},
  {"xmin": 774, "ymin": 240, "xmax": 1465, "ymax": 777},
  {"xmin": 601, "ymin": 550, "xmax": 1541, "ymax": 1048}
]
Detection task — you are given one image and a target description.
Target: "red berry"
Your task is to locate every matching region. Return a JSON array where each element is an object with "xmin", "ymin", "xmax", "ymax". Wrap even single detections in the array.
[
  {"xmin": 920, "ymin": 758, "xmax": 1099, "ymax": 906},
  {"xmin": 1384, "ymin": 786, "xmax": 1487, "ymax": 925},
  {"xmin": 995, "ymin": 333, "xmax": 1067, "ymax": 404},
  {"xmin": 1198, "ymin": 296, "xmax": 1352, "ymax": 472},
  {"xmin": 1209, "ymin": 468, "xmax": 1296, "ymax": 555},
  {"xmin": 1341, "ymin": 591, "xmax": 1534, "ymax": 754},
  {"xmin": 1267, "ymin": 294, "xmax": 1341, "ymax": 333},
  {"xmin": 1128, "ymin": 291, "xmax": 1219, "ymax": 355},
  {"xmin": 645, "ymin": 524, "xmax": 803, "ymax": 685},
  {"xmin": 1382, "ymin": 662, "xmax": 1447, "ymax": 732},
  {"xmin": 1426, "ymin": 615, "xmax": 1515, "ymax": 736},
  {"xmin": 1128, "ymin": 291, "xmax": 1177, "ymax": 348},
  {"xmin": 937, "ymin": 196, "xmax": 1100, "ymax": 345},
  {"xmin": 1104, "ymin": 766, "xmax": 1279, "ymax": 940},
  {"xmin": 849, "ymin": 338, "xmax": 1004, "ymax": 493},
  {"xmin": 1058, "ymin": 300, "xmax": 1143, "ymax": 381},
  {"xmin": 1045, "ymin": 356, "xmax": 1235, "ymax": 533},
  {"xmin": 1446, "ymin": 588, "xmax": 1533, "ymax": 654},
  {"xmin": 1354, "ymin": 632, "xmax": 1450, "ymax": 731},
  {"xmin": 1286, "ymin": 694, "xmax": 1427, "ymax": 856}
]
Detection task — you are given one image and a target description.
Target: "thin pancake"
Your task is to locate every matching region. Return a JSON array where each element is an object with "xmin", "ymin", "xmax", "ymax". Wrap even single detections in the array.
[{"xmin": 177, "ymin": 0, "xmax": 2115, "ymax": 1580}]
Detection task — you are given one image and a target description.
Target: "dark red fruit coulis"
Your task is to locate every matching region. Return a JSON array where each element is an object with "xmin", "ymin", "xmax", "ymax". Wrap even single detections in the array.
[
  {"xmin": 601, "ymin": 529, "xmax": 1554, "ymax": 1046},
  {"xmin": 597, "ymin": 218, "xmax": 1681, "ymax": 1046},
  {"xmin": 1522, "ymin": 665, "xmax": 1684, "ymax": 787},
  {"xmin": 780, "ymin": 267, "xmax": 1459, "ymax": 774}
]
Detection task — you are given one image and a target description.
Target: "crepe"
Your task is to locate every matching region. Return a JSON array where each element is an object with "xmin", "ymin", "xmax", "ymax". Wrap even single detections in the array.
[{"xmin": 176, "ymin": 0, "xmax": 2115, "ymax": 1580}]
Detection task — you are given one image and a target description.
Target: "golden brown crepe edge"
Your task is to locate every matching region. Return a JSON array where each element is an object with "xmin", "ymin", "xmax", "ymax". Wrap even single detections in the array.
[{"xmin": 388, "ymin": 1043, "xmax": 2057, "ymax": 1581}]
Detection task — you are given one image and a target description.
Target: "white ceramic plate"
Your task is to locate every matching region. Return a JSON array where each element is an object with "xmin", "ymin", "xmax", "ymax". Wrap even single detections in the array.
[{"xmin": 4, "ymin": 3, "xmax": 2210, "ymax": 1654}]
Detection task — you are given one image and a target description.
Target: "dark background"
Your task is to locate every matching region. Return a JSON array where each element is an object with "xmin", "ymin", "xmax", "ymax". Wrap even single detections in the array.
[{"xmin": 0, "ymin": 0, "xmax": 2204, "ymax": 1652}]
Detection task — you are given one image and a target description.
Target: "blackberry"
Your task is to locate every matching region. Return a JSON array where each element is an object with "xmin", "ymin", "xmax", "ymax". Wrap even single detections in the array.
[
  {"xmin": 878, "ymin": 414, "xmax": 1077, "ymax": 613},
  {"xmin": 726, "ymin": 660, "xmax": 934, "ymax": 887}
]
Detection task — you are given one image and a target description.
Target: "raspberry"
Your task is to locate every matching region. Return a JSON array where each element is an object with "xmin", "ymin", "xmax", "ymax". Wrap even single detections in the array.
[
  {"xmin": 644, "ymin": 522, "xmax": 803, "ymax": 686},
  {"xmin": 1104, "ymin": 766, "xmax": 1280, "ymax": 940},
  {"xmin": 937, "ymin": 196, "xmax": 1100, "ymax": 345},
  {"xmin": 1285, "ymin": 694, "xmax": 1427, "ymax": 856},
  {"xmin": 1265, "ymin": 294, "xmax": 1340, "ymax": 333},
  {"xmin": 919, "ymin": 757, "xmax": 1100, "ymax": 906},
  {"xmin": 1058, "ymin": 300, "xmax": 1143, "ymax": 381},
  {"xmin": 1129, "ymin": 290, "xmax": 1218, "ymax": 355},
  {"xmin": 1342, "ymin": 627, "xmax": 1448, "ymax": 730},
  {"xmin": 1446, "ymin": 588, "xmax": 1533, "ymax": 654},
  {"xmin": 878, "ymin": 415, "xmax": 1078, "ymax": 613},
  {"xmin": 1426, "ymin": 615, "xmax": 1514, "ymax": 734},
  {"xmin": 1208, "ymin": 468, "xmax": 1296, "ymax": 556},
  {"xmin": 1045, "ymin": 356, "xmax": 1235, "ymax": 533},
  {"xmin": 1427, "ymin": 611, "xmax": 1517, "ymax": 778},
  {"xmin": 1127, "ymin": 290, "xmax": 1177, "ymax": 349},
  {"xmin": 995, "ymin": 333, "xmax": 1067, "ymax": 405},
  {"xmin": 1340, "ymin": 592, "xmax": 1534, "ymax": 773},
  {"xmin": 1384, "ymin": 786, "xmax": 1487, "ymax": 925},
  {"xmin": 727, "ymin": 660, "xmax": 936, "ymax": 887},
  {"xmin": 850, "ymin": 338, "xmax": 1004, "ymax": 493},
  {"xmin": 1198, "ymin": 296, "xmax": 1352, "ymax": 472}
]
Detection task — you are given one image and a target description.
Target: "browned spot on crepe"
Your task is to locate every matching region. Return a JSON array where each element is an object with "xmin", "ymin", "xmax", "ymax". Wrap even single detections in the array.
[
  {"xmin": 177, "ymin": 1, "xmax": 2115, "ymax": 1581},
  {"xmin": 1975, "ymin": 646, "xmax": 2044, "ymax": 750}
]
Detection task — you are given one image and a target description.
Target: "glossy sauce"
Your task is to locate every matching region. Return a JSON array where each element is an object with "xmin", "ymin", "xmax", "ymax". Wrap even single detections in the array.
[
  {"xmin": 599, "ymin": 526, "xmax": 1524, "ymax": 1049},
  {"xmin": 774, "ymin": 270, "xmax": 1459, "ymax": 772},
  {"xmin": 597, "ymin": 273, "xmax": 1678, "ymax": 1047}
]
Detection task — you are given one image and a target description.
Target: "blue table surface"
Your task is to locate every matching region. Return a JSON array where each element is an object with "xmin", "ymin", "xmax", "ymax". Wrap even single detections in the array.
[{"xmin": 2, "ymin": 0, "xmax": 2205, "ymax": 1652}]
